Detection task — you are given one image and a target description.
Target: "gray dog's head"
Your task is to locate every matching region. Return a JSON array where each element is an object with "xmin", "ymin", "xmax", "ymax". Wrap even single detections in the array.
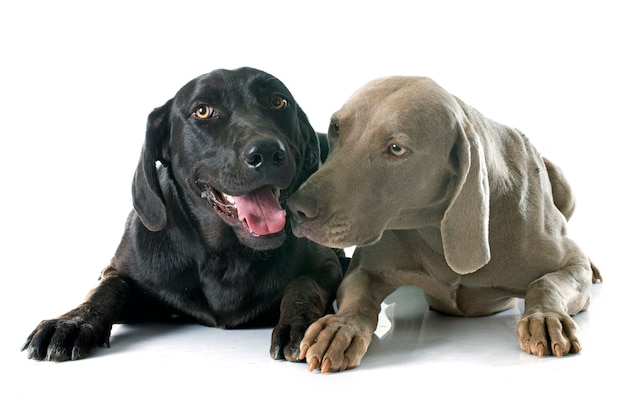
[{"xmin": 288, "ymin": 76, "xmax": 491, "ymax": 274}]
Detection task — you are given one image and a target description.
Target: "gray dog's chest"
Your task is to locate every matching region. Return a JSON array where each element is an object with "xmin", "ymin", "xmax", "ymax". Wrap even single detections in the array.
[{"xmin": 371, "ymin": 230, "xmax": 521, "ymax": 317}]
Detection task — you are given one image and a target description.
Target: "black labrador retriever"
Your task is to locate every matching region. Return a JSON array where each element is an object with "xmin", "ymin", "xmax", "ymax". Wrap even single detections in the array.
[{"xmin": 22, "ymin": 67, "xmax": 343, "ymax": 362}]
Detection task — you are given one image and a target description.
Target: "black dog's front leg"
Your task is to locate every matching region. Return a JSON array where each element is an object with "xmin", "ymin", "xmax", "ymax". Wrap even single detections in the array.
[
  {"xmin": 22, "ymin": 272, "xmax": 131, "ymax": 361},
  {"xmin": 270, "ymin": 245, "xmax": 343, "ymax": 362},
  {"xmin": 271, "ymin": 275, "xmax": 336, "ymax": 362}
]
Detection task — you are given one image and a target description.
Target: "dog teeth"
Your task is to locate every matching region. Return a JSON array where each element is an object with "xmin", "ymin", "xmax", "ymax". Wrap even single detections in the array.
[
  {"xmin": 272, "ymin": 187, "xmax": 280, "ymax": 199},
  {"xmin": 223, "ymin": 193, "xmax": 236, "ymax": 204}
]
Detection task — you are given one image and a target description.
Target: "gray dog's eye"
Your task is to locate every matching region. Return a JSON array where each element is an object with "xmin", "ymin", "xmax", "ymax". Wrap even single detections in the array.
[
  {"xmin": 388, "ymin": 144, "xmax": 409, "ymax": 157},
  {"xmin": 270, "ymin": 95, "xmax": 288, "ymax": 110},
  {"xmin": 194, "ymin": 104, "xmax": 217, "ymax": 119}
]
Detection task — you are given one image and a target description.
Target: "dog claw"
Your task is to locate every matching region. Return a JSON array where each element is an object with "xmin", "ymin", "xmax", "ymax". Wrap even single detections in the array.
[
  {"xmin": 271, "ymin": 346, "xmax": 282, "ymax": 360},
  {"xmin": 299, "ymin": 344, "xmax": 309, "ymax": 360},
  {"xmin": 71, "ymin": 345, "xmax": 81, "ymax": 361},
  {"xmin": 535, "ymin": 342, "xmax": 545, "ymax": 357},
  {"xmin": 321, "ymin": 358, "xmax": 332, "ymax": 374},
  {"xmin": 553, "ymin": 344, "xmax": 563, "ymax": 357},
  {"xmin": 308, "ymin": 357, "xmax": 319, "ymax": 372}
]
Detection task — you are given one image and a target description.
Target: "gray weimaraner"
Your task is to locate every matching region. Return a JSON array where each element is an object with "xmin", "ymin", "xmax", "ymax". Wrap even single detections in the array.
[{"xmin": 287, "ymin": 76, "xmax": 602, "ymax": 373}]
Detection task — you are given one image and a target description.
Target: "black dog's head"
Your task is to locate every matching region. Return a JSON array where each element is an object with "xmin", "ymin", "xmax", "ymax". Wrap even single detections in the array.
[{"xmin": 132, "ymin": 67, "xmax": 321, "ymax": 250}]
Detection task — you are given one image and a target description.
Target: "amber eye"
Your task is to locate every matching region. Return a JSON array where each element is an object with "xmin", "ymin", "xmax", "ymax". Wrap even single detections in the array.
[
  {"xmin": 194, "ymin": 104, "xmax": 216, "ymax": 119},
  {"xmin": 388, "ymin": 144, "xmax": 409, "ymax": 157},
  {"xmin": 270, "ymin": 95, "xmax": 288, "ymax": 110}
]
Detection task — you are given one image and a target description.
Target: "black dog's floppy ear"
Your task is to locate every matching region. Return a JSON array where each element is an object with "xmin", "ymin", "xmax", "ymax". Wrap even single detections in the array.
[
  {"xmin": 296, "ymin": 105, "xmax": 322, "ymax": 179},
  {"xmin": 132, "ymin": 99, "xmax": 173, "ymax": 232},
  {"xmin": 317, "ymin": 132, "xmax": 330, "ymax": 163}
]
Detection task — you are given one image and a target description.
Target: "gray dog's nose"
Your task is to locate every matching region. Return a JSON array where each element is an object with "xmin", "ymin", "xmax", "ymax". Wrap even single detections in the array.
[
  {"xmin": 287, "ymin": 192, "xmax": 320, "ymax": 221},
  {"xmin": 243, "ymin": 138, "xmax": 286, "ymax": 169}
]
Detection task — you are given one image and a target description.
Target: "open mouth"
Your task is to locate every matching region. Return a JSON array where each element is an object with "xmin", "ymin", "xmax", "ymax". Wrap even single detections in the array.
[{"xmin": 197, "ymin": 182, "xmax": 287, "ymax": 237}]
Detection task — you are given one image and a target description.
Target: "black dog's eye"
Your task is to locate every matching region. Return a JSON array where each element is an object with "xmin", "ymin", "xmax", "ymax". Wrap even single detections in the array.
[
  {"xmin": 270, "ymin": 95, "xmax": 288, "ymax": 110},
  {"xmin": 194, "ymin": 104, "xmax": 217, "ymax": 119}
]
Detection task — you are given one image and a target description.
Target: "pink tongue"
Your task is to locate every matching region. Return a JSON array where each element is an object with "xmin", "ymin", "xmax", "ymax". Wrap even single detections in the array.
[{"xmin": 233, "ymin": 186, "xmax": 286, "ymax": 235}]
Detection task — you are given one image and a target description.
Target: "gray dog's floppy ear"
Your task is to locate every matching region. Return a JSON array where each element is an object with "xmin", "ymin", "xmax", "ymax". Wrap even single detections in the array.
[
  {"xmin": 441, "ymin": 114, "xmax": 491, "ymax": 274},
  {"xmin": 132, "ymin": 100, "xmax": 173, "ymax": 232}
]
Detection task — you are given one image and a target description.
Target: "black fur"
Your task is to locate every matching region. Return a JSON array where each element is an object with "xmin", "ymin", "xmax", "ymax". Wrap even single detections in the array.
[{"xmin": 22, "ymin": 67, "xmax": 342, "ymax": 362}]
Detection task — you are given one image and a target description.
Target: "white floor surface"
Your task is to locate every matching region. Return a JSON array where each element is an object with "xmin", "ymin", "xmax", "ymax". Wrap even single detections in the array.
[{"xmin": 3, "ymin": 272, "xmax": 620, "ymax": 406}]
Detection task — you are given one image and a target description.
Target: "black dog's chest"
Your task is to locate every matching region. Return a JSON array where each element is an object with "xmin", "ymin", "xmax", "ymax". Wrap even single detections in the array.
[
  {"xmin": 161, "ymin": 251, "xmax": 287, "ymax": 327},
  {"xmin": 199, "ymin": 253, "xmax": 260, "ymax": 291}
]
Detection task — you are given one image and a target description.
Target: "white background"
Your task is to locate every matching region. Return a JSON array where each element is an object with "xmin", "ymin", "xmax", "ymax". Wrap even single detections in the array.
[{"xmin": 1, "ymin": 1, "xmax": 624, "ymax": 405}]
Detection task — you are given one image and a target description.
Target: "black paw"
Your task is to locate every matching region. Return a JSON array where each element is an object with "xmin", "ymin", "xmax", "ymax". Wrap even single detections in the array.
[
  {"xmin": 22, "ymin": 314, "xmax": 110, "ymax": 361},
  {"xmin": 270, "ymin": 320, "xmax": 308, "ymax": 362}
]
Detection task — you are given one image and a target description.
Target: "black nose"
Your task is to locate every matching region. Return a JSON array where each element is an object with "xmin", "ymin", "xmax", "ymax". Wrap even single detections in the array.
[{"xmin": 243, "ymin": 138, "xmax": 286, "ymax": 169}]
